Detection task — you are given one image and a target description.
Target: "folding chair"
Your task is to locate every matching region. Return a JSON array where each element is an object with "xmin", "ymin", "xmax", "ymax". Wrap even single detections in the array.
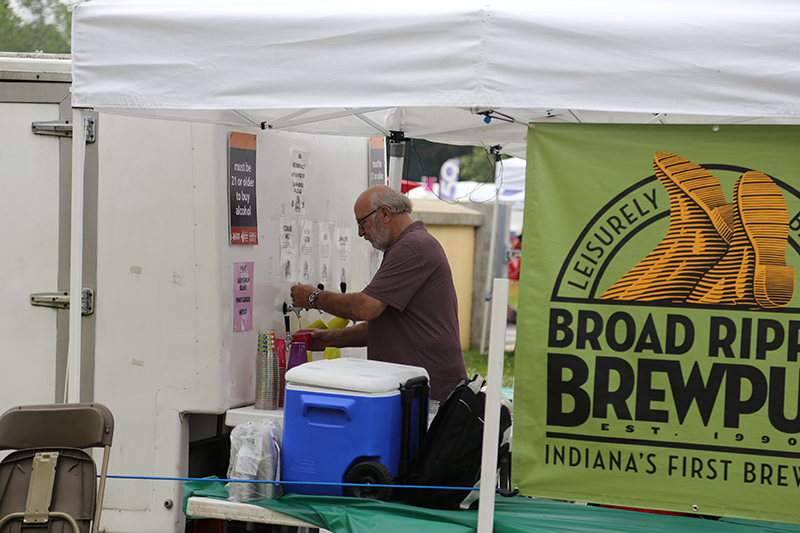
[{"xmin": 0, "ymin": 403, "xmax": 114, "ymax": 533}]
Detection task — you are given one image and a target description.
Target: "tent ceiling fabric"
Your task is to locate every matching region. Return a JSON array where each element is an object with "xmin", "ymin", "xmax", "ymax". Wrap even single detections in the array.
[{"xmin": 71, "ymin": 0, "xmax": 800, "ymax": 151}]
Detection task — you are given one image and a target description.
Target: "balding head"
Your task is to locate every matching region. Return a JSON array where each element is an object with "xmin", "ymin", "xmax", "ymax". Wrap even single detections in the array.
[
  {"xmin": 356, "ymin": 185, "xmax": 413, "ymax": 215},
  {"xmin": 354, "ymin": 186, "xmax": 414, "ymax": 251}
]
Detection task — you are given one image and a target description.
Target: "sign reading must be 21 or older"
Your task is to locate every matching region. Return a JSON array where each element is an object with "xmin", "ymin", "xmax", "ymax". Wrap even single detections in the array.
[
  {"xmin": 369, "ymin": 136, "xmax": 387, "ymax": 187},
  {"xmin": 228, "ymin": 132, "xmax": 258, "ymax": 245}
]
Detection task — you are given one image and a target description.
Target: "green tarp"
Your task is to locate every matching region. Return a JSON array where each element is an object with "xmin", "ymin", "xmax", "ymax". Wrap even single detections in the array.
[{"xmin": 183, "ymin": 479, "xmax": 800, "ymax": 532}]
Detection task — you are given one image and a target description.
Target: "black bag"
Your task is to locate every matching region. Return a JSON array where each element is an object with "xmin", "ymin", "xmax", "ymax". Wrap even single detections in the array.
[{"xmin": 403, "ymin": 375, "xmax": 512, "ymax": 510}]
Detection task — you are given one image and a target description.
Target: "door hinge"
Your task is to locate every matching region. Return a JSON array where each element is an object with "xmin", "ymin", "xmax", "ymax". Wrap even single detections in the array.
[
  {"xmin": 30, "ymin": 288, "xmax": 95, "ymax": 316},
  {"xmin": 31, "ymin": 116, "xmax": 96, "ymax": 143}
]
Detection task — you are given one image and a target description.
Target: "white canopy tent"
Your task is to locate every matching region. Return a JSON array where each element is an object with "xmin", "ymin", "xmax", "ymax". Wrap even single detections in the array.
[
  {"xmin": 495, "ymin": 157, "xmax": 525, "ymax": 193},
  {"xmin": 68, "ymin": 1, "xmax": 800, "ymax": 529},
  {"xmin": 71, "ymin": 0, "xmax": 800, "ymax": 149}
]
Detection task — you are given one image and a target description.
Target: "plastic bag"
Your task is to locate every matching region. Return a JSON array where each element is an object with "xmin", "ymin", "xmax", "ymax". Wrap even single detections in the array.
[{"xmin": 226, "ymin": 418, "xmax": 282, "ymax": 501}]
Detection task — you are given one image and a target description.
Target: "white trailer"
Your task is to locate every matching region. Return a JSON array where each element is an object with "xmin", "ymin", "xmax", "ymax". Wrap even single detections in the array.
[{"xmin": 0, "ymin": 53, "xmax": 374, "ymax": 532}]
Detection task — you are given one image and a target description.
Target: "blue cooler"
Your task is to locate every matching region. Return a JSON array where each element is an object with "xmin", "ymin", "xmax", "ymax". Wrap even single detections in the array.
[{"xmin": 281, "ymin": 358, "xmax": 429, "ymax": 499}]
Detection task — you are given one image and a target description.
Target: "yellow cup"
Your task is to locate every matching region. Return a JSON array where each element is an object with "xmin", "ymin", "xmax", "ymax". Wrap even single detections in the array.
[
  {"xmin": 323, "ymin": 347, "xmax": 341, "ymax": 360},
  {"xmin": 306, "ymin": 318, "xmax": 329, "ymax": 330},
  {"xmin": 326, "ymin": 316, "xmax": 350, "ymax": 330}
]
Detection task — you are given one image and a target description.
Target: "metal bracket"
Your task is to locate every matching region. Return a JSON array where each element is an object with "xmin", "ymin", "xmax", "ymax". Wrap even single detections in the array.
[
  {"xmin": 388, "ymin": 130, "xmax": 406, "ymax": 144},
  {"xmin": 24, "ymin": 452, "xmax": 59, "ymax": 524},
  {"xmin": 30, "ymin": 288, "xmax": 94, "ymax": 316},
  {"xmin": 31, "ymin": 116, "xmax": 96, "ymax": 143}
]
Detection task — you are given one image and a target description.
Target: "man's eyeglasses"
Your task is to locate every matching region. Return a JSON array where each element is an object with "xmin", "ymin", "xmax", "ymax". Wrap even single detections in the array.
[{"xmin": 356, "ymin": 206, "xmax": 384, "ymax": 230}]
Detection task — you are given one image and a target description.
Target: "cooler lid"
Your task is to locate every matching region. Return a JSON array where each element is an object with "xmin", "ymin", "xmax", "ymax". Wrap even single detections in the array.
[{"xmin": 285, "ymin": 358, "xmax": 429, "ymax": 394}]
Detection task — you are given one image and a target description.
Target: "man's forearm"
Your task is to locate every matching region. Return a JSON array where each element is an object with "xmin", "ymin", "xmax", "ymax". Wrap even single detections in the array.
[
  {"xmin": 327, "ymin": 321, "xmax": 369, "ymax": 347},
  {"xmin": 315, "ymin": 291, "xmax": 384, "ymax": 321},
  {"xmin": 290, "ymin": 283, "xmax": 386, "ymax": 321}
]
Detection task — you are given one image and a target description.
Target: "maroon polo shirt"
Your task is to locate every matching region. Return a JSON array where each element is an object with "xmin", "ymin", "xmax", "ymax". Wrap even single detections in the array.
[{"xmin": 363, "ymin": 221, "xmax": 467, "ymax": 402}]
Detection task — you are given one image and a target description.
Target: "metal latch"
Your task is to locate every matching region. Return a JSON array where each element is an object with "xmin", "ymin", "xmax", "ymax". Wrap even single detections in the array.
[
  {"xmin": 31, "ymin": 116, "xmax": 96, "ymax": 143},
  {"xmin": 30, "ymin": 288, "xmax": 94, "ymax": 316}
]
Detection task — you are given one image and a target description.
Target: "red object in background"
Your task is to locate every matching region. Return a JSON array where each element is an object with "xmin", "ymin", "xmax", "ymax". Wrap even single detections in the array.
[
  {"xmin": 599, "ymin": 505, "xmax": 693, "ymax": 517},
  {"xmin": 508, "ymin": 235, "xmax": 522, "ymax": 281},
  {"xmin": 401, "ymin": 180, "xmax": 422, "ymax": 193},
  {"xmin": 193, "ymin": 518, "xmax": 223, "ymax": 533},
  {"xmin": 508, "ymin": 257, "xmax": 521, "ymax": 280}
]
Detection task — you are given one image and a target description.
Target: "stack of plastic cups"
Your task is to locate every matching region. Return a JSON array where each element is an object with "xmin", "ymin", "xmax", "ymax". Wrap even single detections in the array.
[
  {"xmin": 322, "ymin": 318, "xmax": 347, "ymax": 359},
  {"xmin": 326, "ymin": 316, "xmax": 349, "ymax": 330},
  {"xmin": 276, "ymin": 338, "xmax": 286, "ymax": 408},
  {"xmin": 255, "ymin": 330, "xmax": 279, "ymax": 410},
  {"xmin": 323, "ymin": 347, "xmax": 340, "ymax": 359},
  {"xmin": 305, "ymin": 318, "xmax": 328, "ymax": 330}
]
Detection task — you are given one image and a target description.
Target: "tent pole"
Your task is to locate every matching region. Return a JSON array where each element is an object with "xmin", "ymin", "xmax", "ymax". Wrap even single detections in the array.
[
  {"xmin": 387, "ymin": 131, "xmax": 405, "ymax": 191},
  {"xmin": 479, "ymin": 150, "xmax": 501, "ymax": 354},
  {"xmin": 477, "ymin": 277, "xmax": 509, "ymax": 533},
  {"xmin": 66, "ymin": 107, "xmax": 87, "ymax": 404}
]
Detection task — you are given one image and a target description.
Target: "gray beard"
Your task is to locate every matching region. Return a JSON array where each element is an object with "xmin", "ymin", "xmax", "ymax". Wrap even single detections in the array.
[{"xmin": 370, "ymin": 223, "xmax": 390, "ymax": 251}]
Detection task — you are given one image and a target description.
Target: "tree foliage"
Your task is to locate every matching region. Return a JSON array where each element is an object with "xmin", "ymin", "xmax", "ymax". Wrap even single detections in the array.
[
  {"xmin": 402, "ymin": 139, "xmax": 472, "ymax": 182},
  {"xmin": 398, "ymin": 140, "xmax": 499, "ymax": 185},
  {"xmin": 458, "ymin": 146, "xmax": 498, "ymax": 183},
  {"xmin": 0, "ymin": 0, "xmax": 71, "ymax": 54}
]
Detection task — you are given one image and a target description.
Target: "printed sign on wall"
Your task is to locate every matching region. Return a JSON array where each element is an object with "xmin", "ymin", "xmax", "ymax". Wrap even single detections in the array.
[
  {"xmin": 290, "ymin": 149, "xmax": 309, "ymax": 215},
  {"xmin": 228, "ymin": 132, "xmax": 258, "ymax": 245},
  {"xmin": 300, "ymin": 219, "xmax": 314, "ymax": 285},
  {"xmin": 280, "ymin": 217, "xmax": 297, "ymax": 282},
  {"xmin": 233, "ymin": 261, "xmax": 254, "ymax": 332},
  {"xmin": 369, "ymin": 136, "xmax": 387, "ymax": 188},
  {"xmin": 319, "ymin": 223, "xmax": 333, "ymax": 288},
  {"xmin": 336, "ymin": 227, "xmax": 351, "ymax": 292},
  {"xmin": 514, "ymin": 123, "xmax": 800, "ymax": 524}
]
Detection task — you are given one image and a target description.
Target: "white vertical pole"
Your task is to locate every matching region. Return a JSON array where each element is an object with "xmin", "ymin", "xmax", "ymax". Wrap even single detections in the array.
[
  {"xmin": 387, "ymin": 139, "xmax": 405, "ymax": 192},
  {"xmin": 477, "ymin": 277, "xmax": 509, "ymax": 533},
  {"xmin": 479, "ymin": 195, "xmax": 500, "ymax": 354},
  {"xmin": 67, "ymin": 107, "xmax": 87, "ymax": 404}
]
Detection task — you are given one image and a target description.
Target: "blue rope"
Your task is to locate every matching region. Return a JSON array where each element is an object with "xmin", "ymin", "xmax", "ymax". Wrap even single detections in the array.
[{"xmin": 106, "ymin": 474, "xmax": 488, "ymax": 492}]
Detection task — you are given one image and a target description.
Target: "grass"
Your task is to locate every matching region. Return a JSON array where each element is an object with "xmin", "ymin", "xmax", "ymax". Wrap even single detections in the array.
[
  {"xmin": 459, "ymin": 280, "xmax": 518, "ymax": 389},
  {"xmin": 461, "ymin": 280, "xmax": 519, "ymax": 389},
  {"xmin": 463, "ymin": 348, "xmax": 515, "ymax": 389},
  {"xmin": 508, "ymin": 280, "xmax": 519, "ymax": 310}
]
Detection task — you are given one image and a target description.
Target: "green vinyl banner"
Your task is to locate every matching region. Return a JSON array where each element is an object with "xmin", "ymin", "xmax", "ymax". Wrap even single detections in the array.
[{"xmin": 513, "ymin": 123, "xmax": 800, "ymax": 524}]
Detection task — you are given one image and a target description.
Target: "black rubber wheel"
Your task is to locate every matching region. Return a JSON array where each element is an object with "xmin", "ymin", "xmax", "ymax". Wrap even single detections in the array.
[{"xmin": 344, "ymin": 460, "xmax": 393, "ymax": 500}]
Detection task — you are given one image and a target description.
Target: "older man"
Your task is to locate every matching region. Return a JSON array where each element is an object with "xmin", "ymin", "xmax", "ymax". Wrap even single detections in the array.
[{"xmin": 290, "ymin": 185, "xmax": 467, "ymax": 402}]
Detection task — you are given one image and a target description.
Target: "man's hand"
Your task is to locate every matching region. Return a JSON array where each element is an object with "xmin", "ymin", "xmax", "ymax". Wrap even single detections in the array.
[
  {"xmin": 288, "ymin": 283, "xmax": 387, "ymax": 321},
  {"xmin": 293, "ymin": 323, "xmax": 369, "ymax": 350},
  {"xmin": 292, "ymin": 328, "xmax": 333, "ymax": 351},
  {"xmin": 290, "ymin": 283, "xmax": 316, "ymax": 309}
]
